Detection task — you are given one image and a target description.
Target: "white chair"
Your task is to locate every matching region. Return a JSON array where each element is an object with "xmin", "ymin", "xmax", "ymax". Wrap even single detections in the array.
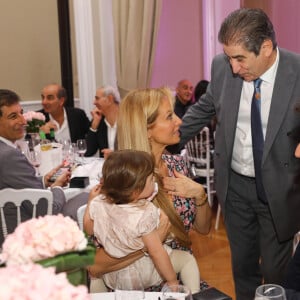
[
  {"xmin": 0, "ymin": 188, "xmax": 53, "ymax": 240},
  {"xmin": 77, "ymin": 204, "xmax": 87, "ymax": 231},
  {"xmin": 184, "ymin": 127, "xmax": 221, "ymax": 230}
]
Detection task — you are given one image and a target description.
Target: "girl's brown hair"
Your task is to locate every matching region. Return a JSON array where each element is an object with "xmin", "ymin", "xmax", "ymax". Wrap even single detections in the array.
[{"xmin": 101, "ymin": 150, "xmax": 154, "ymax": 204}]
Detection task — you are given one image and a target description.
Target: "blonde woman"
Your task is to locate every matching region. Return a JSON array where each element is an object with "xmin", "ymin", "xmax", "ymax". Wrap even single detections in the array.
[
  {"xmin": 117, "ymin": 87, "xmax": 211, "ymax": 249},
  {"xmin": 85, "ymin": 87, "xmax": 211, "ymax": 291}
]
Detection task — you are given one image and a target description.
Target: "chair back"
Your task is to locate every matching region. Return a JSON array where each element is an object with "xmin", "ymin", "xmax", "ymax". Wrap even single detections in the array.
[
  {"xmin": 0, "ymin": 188, "xmax": 53, "ymax": 240},
  {"xmin": 185, "ymin": 127, "xmax": 212, "ymax": 175},
  {"xmin": 184, "ymin": 127, "xmax": 222, "ymax": 229},
  {"xmin": 77, "ymin": 204, "xmax": 87, "ymax": 231}
]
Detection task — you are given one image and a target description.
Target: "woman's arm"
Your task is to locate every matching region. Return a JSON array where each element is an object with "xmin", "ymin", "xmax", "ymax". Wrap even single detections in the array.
[
  {"xmin": 88, "ymin": 247, "xmax": 144, "ymax": 277},
  {"xmin": 142, "ymin": 231, "xmax": 178, "ymax": 285},
  {"xmin": 193, "ymin": 194, "xmax": 212, "ymax": 234},
  {"xmin": 163, "ymin": 169, "xmax": 212, "ymax": 234}
]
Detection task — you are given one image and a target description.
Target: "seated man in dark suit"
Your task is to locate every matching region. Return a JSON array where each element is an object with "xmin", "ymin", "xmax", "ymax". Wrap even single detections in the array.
[
  {"xmin": 0, "ymin": 89, "xmax": 88, "ymax": 245},
  {"xmin": 85, "ymin": 85, "xmax": 120, "ymax": 158},
  {"xmin": 38, "ymin": 83, "xmax": 90, "ymax": 143}
]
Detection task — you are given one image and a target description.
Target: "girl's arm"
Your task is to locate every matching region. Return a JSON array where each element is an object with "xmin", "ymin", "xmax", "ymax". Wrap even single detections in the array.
[
  {"xmin": 142, "ymin": 230, "xmax": 178, "ymax": 286},
  {"xmin": 83, "ymin": 184, "xmax": 102, "ymax": 235}
]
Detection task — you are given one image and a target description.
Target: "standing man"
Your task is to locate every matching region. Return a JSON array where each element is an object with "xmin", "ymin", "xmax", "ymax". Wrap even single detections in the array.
[
  {"xmin": 174, "ymin": 79, "xmax": 194, "ymax": 119},
  {"xmin": 39, "ymin": 83, "xmax": 90, "ymax": 143},
  {"xmin": 85, "ymin": 86, "xmax": 120, "ymax": 158},
  {"xmin": 178, "ymin": 8, "xmax": 300, "ymax": 299}
]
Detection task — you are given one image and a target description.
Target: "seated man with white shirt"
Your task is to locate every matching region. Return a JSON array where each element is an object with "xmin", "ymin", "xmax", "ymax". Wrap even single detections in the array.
[
  {"xmin": 85, "ymin": 85, "xmax": 120, "ymax": 158},
  {"xmin": 38, "ymin": 83, "xmax": 90, "ymax": 143},
  {"xmin": 0, "ymin": 89, "xmax": 89, "ymax": 245}
]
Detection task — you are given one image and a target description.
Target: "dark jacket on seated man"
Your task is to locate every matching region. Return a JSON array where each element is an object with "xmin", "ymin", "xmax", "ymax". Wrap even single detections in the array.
[
  {"xmin": 85, "ymin": 118, "xmax": 109, "ymax": 157},
  {"xmin": 38, "ymin": 107, "xmax": 90, "ymax": 143}
]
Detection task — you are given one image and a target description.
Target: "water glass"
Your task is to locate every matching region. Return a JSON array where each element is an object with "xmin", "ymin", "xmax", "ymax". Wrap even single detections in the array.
[
  {"xmin": 255, "ymin": 284, "xmax": 287, "ymax": 300},
  {"xmin": 114, "ymin": 267, "xmax": 145, "ymax": 300},
  {"xmin": 161, "ymin": 283, "xmax": 192, "ymax": 300}
]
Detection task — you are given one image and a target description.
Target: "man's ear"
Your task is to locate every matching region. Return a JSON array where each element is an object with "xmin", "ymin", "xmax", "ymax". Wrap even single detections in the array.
[{"xmin": 261, "ymin": 39, "xmax": 273, "ymax": 57}]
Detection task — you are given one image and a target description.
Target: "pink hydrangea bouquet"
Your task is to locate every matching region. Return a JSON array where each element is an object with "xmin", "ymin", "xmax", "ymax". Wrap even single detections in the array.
[
  {"xmin": 0, "ymin": 215, "xmax": 95, "ymax": 286},
  {"xmin": 23, "ymin": 111, "xmax": 46, "ymax": 133},
  {"xmin": 0, "ymin": 214, "xmax": 87, "ymax": 265},
  {"xmin": 0, "ymin": 264, "xmax": 90, "ymax": 300}
]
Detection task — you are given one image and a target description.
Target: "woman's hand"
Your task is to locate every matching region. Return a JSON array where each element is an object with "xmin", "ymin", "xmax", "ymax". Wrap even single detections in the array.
[
  {"xmin": 163, "ymin": 169, "xmax": 206, "ymax": 200},
  {"xmin": 163, "ymin": 169, "xmax": 212, "ymax": 234}
]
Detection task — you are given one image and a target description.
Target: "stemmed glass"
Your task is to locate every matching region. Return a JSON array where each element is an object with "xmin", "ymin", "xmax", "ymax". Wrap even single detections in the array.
[
  {"xmin": 255, "ymin": 284, "xmax": 287, "ymax": 300},
  {"xmin": 27, "ymin": 150, "xmax": 42, "ymax": 175},
  {"xmin": 161, "ymin": 283, "xmax": 192, "ymax": 300},
  {"xmin": 76, "ymin": 139, "xmax": 87, "ymax": 164},
  {"xmin": 114, "ymin": 267, "xmax": 145, "ymax": 300},
  {"xmin": 61, "ymin": 140, "xmax": 75, "ymax": 168}
]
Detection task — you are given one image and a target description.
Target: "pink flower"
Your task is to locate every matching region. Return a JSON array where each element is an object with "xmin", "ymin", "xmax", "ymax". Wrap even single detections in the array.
[
  {"xmin": 0, "ymin": 264, "xmax": 90, "ymax": 300},
  {"xmin": 0, "ymin": 214, "xmax": 88, "ymax": 266},
  {"xmin": 23, "ymin": 111, "xmax": 46, "ymax": 122},
  {"xmin": 23, "ymin": 111, "xmax": 46, "ymax": 133}
]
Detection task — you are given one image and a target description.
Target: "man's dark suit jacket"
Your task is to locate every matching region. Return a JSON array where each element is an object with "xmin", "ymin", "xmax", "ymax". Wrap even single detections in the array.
[
  {"xmin": 38, "ymin": 107, "xmax": 90, "ymax": 143},
  {"xmin": 180, "ymin": 48, "xmax": 300, "ymax": 242},
  {"xmin": 0, "ymin": 141, "xmax": 66, "ymax": 245},
  {"xmin": 85, "ymin": 118, "xmax": 109, "ymax": 157}
]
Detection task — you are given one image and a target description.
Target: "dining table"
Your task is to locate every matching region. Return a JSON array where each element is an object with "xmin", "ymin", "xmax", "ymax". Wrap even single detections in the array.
[
  {"xmin": 64, "ymin": 157, "xmax": 104, "ymax": 201},
  {"xmin": 90, "ymin": 292, "xmax": 162, "ymax": 300}
]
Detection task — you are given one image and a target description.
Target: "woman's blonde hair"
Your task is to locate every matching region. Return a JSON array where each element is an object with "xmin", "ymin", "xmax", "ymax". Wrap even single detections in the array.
[{"xmin": 117, "ymin": 87, "xmax": 190, "ymax": 247}]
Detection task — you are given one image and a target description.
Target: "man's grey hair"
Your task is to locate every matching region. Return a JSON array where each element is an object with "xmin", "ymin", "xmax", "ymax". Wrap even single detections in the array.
[{"xmin": 102, "ymin": 85, "xmax": 121, "ymax": 104}]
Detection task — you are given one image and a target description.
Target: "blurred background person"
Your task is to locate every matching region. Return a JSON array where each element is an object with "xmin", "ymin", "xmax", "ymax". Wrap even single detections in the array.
[
  {"xmin": 174, "ymin": 79, "xmax": 194, "ymax": 119},
  {"xmin": 85, "ymin": 86, "xmax": 120, "ymax": 158},
  {"xmin": 39, "ymin": 83, "xmax": 90, "ymax": 143}
]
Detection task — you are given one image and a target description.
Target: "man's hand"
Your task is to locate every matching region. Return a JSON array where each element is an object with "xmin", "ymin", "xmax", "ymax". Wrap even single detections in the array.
[
  {"xmin": 90, "ymin": 108, "xmax": 103, "ymax": 130},
  {"xmin": 40, "ymin": 121, "xmax": 57, "ymax": 134}
]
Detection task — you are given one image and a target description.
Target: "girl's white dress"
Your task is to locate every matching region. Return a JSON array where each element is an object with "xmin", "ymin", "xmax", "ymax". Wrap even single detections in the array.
[{"xmin": 89, "ymin": 194, "xmax": 172, "ymax": 289}]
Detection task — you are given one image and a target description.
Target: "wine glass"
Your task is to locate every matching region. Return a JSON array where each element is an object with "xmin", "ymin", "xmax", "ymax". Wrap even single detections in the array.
[
  {"xmin": 76, "ymin": 139, "xmax": 87, "ymax": 164},
  {"xmin": 114, "ymin": 267, "xmax": 145, "ymax": 300},
  {"xmin": 161, "ymin": 283, "xmax": 192, "ymax": 300},
  {"xmin": 255, "ymin": 284, "xmax": 287, "ymax": 300},
  {"xmin": 61, "ymin": 140, "xmax": 74, "ymax": 167},
  {"xmin": 27, "ymin": 150, "xmax": 42, "ymax": 175}
]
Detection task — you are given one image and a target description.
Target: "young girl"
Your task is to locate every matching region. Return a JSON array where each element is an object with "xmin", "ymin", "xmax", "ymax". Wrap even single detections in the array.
[{"xmin": 85, "ymin": 150, "xmax": 200, "ymax": 292}]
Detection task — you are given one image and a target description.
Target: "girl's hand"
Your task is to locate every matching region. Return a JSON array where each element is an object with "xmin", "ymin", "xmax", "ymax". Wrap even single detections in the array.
[{"xmin": 89, "ymin": 184, "xmax": 101, "ymax": 202}]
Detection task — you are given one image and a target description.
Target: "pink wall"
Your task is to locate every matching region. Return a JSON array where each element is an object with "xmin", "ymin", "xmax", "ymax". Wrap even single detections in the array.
[
  {"xmin": 150, "ymin": 0, "xmax": 203, "ymax": 90},
  {"xmin": 270, "ymin": 0, "xmax": 300, "ymax": 53},
  {"xmin": 151, "ymin": 0, "xmax": 300, "ymax": 91}
]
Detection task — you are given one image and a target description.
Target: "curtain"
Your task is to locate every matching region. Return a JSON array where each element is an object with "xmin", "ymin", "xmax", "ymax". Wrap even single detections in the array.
[{"xmin": 112, "ymin": 0, "xmax": 162, "ymax": 97}]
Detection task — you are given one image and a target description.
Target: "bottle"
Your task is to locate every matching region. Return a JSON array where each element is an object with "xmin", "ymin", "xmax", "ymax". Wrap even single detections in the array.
[
  {"xmin": 39, "ymin": 130, "xmax": 52, "ymax": 151},
  {"xmin": 49, "ymin": 128, "xmax": 57, "ymax": 142}
]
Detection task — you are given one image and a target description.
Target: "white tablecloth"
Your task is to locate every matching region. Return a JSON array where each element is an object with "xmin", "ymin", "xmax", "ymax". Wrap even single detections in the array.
[
  {"xmin": 64, "ymin": 157, "xmax": 104, "ymax": 201},
  {"xmin": 90, "ymin": 292, "xmax": 162, "ymax": 300}
]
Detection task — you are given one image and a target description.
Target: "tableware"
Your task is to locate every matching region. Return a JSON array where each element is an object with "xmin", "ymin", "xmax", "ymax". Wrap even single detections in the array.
[
  {"xmin": 26, "ymin": 149, "xmax": 42, "ymax": 175},
  {"xmin": 61, "ymin": 140, "xmax": 76, "ymax": 167},
  {"xmin": 161, "ymin": 283, "xmax": 192, "ymax": 300},
  {"xmin": 255, "ymin": 284, "xmax": 287, "ymax": 300},
  {"xmin": 114, "ymin": 267, "xmax": 145, "ymax": 300},
  {"xmin": 76, "ymin": 139, "xmax": 87, "ymax": 164}
]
